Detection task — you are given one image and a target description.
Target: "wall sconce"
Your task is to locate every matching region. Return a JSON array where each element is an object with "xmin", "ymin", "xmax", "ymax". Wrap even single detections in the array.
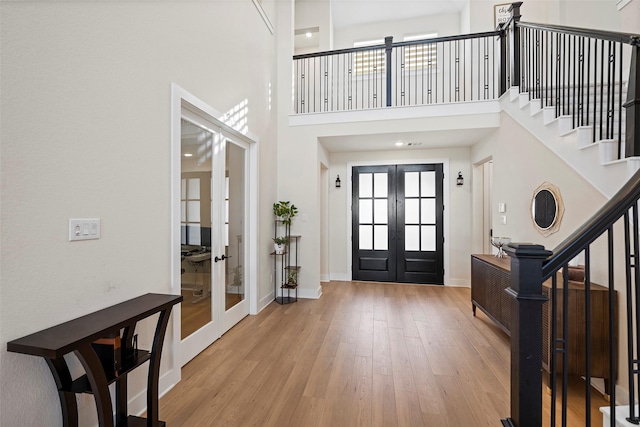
[
  {"xmin": 457, "ymin": 172, "xmax": 464, "ymax": 186},
  {"xmin": 335, "ymin": 175, "xmax": 341, "ymax": 188}
]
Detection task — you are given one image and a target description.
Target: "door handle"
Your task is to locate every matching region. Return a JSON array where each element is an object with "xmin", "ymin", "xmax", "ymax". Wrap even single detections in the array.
[{"xmin": 215, "ymin": 254, "xmax": 231, "ymax": 262}]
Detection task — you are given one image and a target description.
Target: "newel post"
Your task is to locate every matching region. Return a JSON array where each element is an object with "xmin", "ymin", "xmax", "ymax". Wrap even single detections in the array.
[
  {"xmin": 510, "ymin": 2, "xmax": 523, "ymax": 90},
  {"xmin": 385, "ymin": 36, "xmax": 393, "ymax": 107},
  {"xmin": 501, "ymin": 243, "xmax": 552, "ymax": 427},
  {"xmin": 499, "ymin": 24, "xmax": 508, "ymax": 96},
  {"xmin": 624, "ymin": 38, "xmax": 640, "ymax": 157}
]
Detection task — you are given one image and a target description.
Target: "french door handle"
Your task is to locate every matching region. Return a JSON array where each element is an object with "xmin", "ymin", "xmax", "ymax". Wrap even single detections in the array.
[{"xmin": 214, "ymin": 254, "xmax": 231, "ymax": 262}]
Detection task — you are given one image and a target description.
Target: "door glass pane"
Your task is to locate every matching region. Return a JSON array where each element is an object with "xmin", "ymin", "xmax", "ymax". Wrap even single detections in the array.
[
  {"xmin": 421, "ymin": 171, "xmax": 435, "ymax": 197},
  {"xmin": 405, "ymin": 225, "xmax": 420, "ymax": 251},
  {"xmin": 373, "ymin": 225, "xmax": 388, "ymax": 250},
  {"xmin": 405, "ymin": 172, "xmax": 419, "ymax": 197},
  {"xmin": 180, "ymin": 121, "xmax": 213, "ymax": 339},
  {"xmin": 359, "ymin": 225, "xmax": 373, "ymax": 250},
  {"xmin": 226, "ymin": 141, "xmax": 245, "ymax": 311},
  {"xmin": 373, "ymin": 199, "xmax": 388, "ymax": 224},
  {"xmin": 186, "ymin": 201, "xmax": 201, "ymax": 222},
  {"xmin": 405, "ymin": 199, "xmax": 419, "ymax": 224},
  {"xmin": 421, "ymin": 199, "xmax": 436, "ymax": 224},
  {"xmin": 187, "ymin": 179, "xmax": 200, "ymax": 199},
  {"xmin": 359, "ymin": 173, "xmax": 373, "ymax": 198},
  {"xmin": 359, "ymin": 199, "xmax": 373, "ymax": 224},
  {"xmin": 373, "ymin": 173, "xmax": 388, "ymax": 197},
  {"xmin": 421, "ymin": 225, "xmax": 436, "ymax": 251}
]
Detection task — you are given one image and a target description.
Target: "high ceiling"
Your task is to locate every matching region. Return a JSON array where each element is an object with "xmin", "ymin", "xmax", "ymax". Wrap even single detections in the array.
[{"xmin": 330, "ymin": 0, "xmax": 465, "ymax": 29}]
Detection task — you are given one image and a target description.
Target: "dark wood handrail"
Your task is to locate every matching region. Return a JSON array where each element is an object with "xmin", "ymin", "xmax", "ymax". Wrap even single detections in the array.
[
  {"xmin": 542, "ymin": 168, "xmax": 640, "ymax": 279},
  {"xmin": 517, "ymin": 21, "xmax": 640, "ymax": 45},
  {"xmin": 293, "ymin": 30, "xmax": 502, "ymax": 60}
]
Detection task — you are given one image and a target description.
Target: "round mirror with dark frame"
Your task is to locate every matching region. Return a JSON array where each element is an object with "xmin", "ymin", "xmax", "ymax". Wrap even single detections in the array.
[{"xmin": 531, "ymin": 182, "xmax": 564, "ymax": 237}]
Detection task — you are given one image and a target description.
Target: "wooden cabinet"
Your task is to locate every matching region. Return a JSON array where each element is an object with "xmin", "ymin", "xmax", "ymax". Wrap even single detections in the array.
[
  {"xmin": 471, "ymin": 254, "xmax": 616, "ymax": 395},
  {"xmin": 471, "ymin": 254, "xmax": 512, "ymax": 334},
  {"xmin": 7, "ymin": 293, "xmax": 182, "ymax": 427}
]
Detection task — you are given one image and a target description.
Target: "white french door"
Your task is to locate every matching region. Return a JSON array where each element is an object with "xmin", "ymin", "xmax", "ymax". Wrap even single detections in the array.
[{"xmin": 178, "ymin": 114, "xmax": 249, "ymax": 367}]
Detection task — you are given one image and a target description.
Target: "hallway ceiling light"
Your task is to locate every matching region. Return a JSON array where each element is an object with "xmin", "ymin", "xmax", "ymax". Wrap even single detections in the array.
[
  {"xmin": 305, "ymin": 32, "xmax": 313, "ymax": 38},
  {"xmin": 394, "ymin": 141, "xmax": 404, "ymax": 147},
  {"xmin": 184, "ymin": 153, "xmax": 193, "ymax": 157}
]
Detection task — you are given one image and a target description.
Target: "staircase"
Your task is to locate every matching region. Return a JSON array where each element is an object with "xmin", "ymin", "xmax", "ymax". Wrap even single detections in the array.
[{"xmin": 502, "ymin": 84, "xmax": 640, "ymax": 198}]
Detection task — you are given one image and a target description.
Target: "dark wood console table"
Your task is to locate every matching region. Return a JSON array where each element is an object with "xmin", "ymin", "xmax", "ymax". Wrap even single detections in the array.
[
  {"xmin": 471, "ymin": 254, "xmax": 616, "ymax": 397},
  {"xmin": 7, "ymin": 293, "xmax": 182, "ymax": 427}
]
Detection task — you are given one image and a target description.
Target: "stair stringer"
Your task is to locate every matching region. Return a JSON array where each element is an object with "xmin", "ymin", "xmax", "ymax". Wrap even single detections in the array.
[{"xmin": 501, "ymin": 87, "xmax": 638, "ymax": 199}]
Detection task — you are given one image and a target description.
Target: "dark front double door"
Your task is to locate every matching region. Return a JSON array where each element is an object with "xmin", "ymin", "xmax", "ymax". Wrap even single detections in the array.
[{"xmin": 352, "ymin": 164, "xmax": 444, "ymax": 284}]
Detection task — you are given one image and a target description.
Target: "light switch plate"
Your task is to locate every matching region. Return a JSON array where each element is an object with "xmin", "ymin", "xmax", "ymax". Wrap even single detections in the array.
[
  {"xmin": 500, "ymin": 215, "xmax": 507, "ymax": 225},
  {"xmin": 498, "ymin": 202, "xmax": 506, "ymax": 213},
  {"xmin": 69, "ymin": 218, "xmax": 101, "ymax": 241}
]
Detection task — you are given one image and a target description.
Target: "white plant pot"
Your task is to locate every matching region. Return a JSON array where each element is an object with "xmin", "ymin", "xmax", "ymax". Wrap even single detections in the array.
[{"xmin": 274, "ymin": 243, "xmax": 285, "ymax": 255}]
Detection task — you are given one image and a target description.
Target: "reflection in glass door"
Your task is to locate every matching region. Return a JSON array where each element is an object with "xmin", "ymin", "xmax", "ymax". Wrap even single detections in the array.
[
  {"xmin": 180, "ymin": 121, "xmax": 214, "ymax": 340},
  {"xmin": 220, "ymin": 140, "xmax": 249, "ymax": 333}
]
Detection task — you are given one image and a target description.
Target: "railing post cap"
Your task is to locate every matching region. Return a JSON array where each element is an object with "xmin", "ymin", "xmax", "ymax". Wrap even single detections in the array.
[{"xmin": 504, "ymin": 242, "xmax": 552, "ymax": 258}]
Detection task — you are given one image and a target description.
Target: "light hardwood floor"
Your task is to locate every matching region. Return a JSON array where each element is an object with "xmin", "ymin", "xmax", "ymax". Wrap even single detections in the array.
[{"xmin": 161, "ymin": 281, "xmax": 607, "ymax": 426}]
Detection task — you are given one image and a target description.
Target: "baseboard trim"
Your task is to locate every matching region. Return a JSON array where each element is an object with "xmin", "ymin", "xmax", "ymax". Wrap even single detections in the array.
[
  {"xmin": 446, "ymin": 278, "xmax": 470, "ymax": 287},
  {"xmin": 297, "ymin": 285, "xmax": 323, "ymax": 299},
  {"xmin": 131, "ymin": 369, "xmax": 178, "ymax": 419},
  {"xmin": 258, "ymin": 291, "xmax": 275, "ymax": 312}
]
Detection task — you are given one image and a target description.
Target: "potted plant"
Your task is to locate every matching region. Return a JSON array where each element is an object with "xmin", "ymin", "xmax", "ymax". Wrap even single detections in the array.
[
  {"xmin": 285, "ymin": 270, "xmax": 298, "ymax": 288},
  {"xmin": 273, "ymin": 201, "xmax": 298, "ymax": 225},
  {"xmin": 273, "ymin": 236, "xmax": 288, "ymax": 254}
]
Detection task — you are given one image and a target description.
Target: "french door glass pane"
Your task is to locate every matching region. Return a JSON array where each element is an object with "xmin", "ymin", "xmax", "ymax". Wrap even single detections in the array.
[
  {"xmin": 225, "ymin": 142, "xmax": 245, "ymax": 310},
  {"xmin": 187, "ymin": 178, "xmax": 200, "ymax": 199},
  {"xmin": 421, "ymin": 171, "xmax": 435, "ymax": 197},
  {"xmin": 373, "ymin": 199, "xmax": 388, "ymax": 224},
  {"xmin": 359, "ymin": 225, "xmax": 373, "ymax": 250},
  {"xmin": 187, "ymin": 201, "xmax": 200, "ymax": 222},
  {"xmin": 405, "ymin": 199, "xmax": 419, "ymax": 224},
  {"xmin": 405, "ymin": 172, "xmax": 419, "ymax": 197},
  {"xmin": 180, "ymin": 121, "xmax": 213, "ymax": 340},
  {"xmin": 359, "ymin": 173, "xmax": 373, "ymax": 198},
  {"xmin": 421, "ymin": 199, "xmax": 436, "ymax": 224},
  {"xmin": 359, "ymin": 199, "xmax": 373, "ymax": 223},
  {"xmin": 405, "ymin": 225, "xmax": 420, "ymax": 251},
  {"xmin": 187, "ymin": 226, "xmax": 201, "ymax": 245},
  {"xmin": 373, "ymin": 225, "xmax": 388, "ymax": 250},
  {"xmin": 373, "ymin": 173, "xmax": 388, "ymax": 197},
  {"xmin": 421, "ymin": 225, "xmax": 436, "ymax": 251}
]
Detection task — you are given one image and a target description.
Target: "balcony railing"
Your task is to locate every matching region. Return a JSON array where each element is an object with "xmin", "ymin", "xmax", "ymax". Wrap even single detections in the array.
[{"xmin": 293, "ymin": 31, "xmax": 504, "ymax": 114}]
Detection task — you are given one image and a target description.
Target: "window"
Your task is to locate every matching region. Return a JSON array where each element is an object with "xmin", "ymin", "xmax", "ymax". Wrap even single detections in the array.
[
  {"xmin": 353, "ymin": 39, "xmax": 386, "ymax": 76},
  {"xmin": 403, "ymin": 33, "xmax": 438, "ymax": 71},
  {"xmin": 181, "ymin": 177, "xmax": 201, "ymax": 245}
]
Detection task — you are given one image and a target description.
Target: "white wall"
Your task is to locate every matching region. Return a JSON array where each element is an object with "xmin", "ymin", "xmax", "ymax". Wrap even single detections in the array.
[
  {"xmin": 0, "ymin": 2, "xmax": 278, "ymax": 425},
  {"xmin": 295, "ymin": 0, "xmax": 333, "ymax": 53},
  {"xmin": 471, "ymin": 112, "xmax": 607, "ymax": 248},
  {"xmin": 333, "ymin": 12, "xmax": 461, "ymax": 49}
]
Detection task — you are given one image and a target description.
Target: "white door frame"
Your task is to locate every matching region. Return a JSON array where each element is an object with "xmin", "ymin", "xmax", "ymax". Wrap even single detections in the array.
[{"xmin": 169, "ymin": 84, "xmax": 258, "ymax": 385}]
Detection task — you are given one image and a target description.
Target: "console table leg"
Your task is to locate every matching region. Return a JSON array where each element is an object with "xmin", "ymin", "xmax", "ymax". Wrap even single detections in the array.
[
  {"xmin": 45, "ymin": 358, "xmax": 79, "ymax": 427},
  {"xmin": 75, "ymin": 343, "xmax": 115, "ymax": 427},
  {"xmin": 147, "ymin": 307, "xmax": 172, "ymax": 426}
]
